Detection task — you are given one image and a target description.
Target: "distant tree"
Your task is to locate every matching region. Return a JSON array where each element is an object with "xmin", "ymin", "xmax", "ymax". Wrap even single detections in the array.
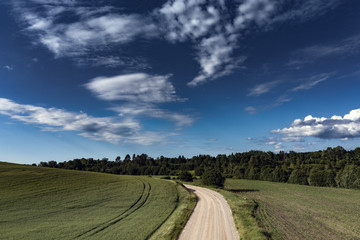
[
  {"xmin": 38, "ymin": 162, "xmax": 48, "ymax": 167},
  {"xmin": 178, "ymin": 171, "xmax": 193, "ymax": 182},
  {"xmin": 48, "ymin": 160, "xmax": 58, "ymax": 168},
  {"xmin": 202, "ymin": 168, "xmax": 225, "ymax": 187}
]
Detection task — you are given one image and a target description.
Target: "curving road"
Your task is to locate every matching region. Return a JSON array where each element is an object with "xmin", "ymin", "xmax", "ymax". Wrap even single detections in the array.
[{"xmin": 179, "ymin": 185, "xmax": 240, "ymax": 240}]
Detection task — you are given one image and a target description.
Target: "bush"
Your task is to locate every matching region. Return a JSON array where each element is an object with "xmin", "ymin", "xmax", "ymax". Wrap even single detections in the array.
[
  {"xmin": 201, "ymin": 168, "xmax": 225, "ymax": 187},
  {"xmin": 178, "ymin": 171, "xmax": 193, "ymax": 182}
]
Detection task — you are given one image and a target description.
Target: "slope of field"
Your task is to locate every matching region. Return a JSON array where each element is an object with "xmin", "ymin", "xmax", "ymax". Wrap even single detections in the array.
[
  {"xmin": 225, "ymin": 179, "xmax": 360, "ymax": 240},
  {"xmin": 0, "ymin": 162, "xmax": 182, "ymax": 240}
]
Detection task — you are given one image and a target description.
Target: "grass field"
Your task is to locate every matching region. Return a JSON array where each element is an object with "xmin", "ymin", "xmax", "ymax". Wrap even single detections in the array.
[
  {"xmin": 224, "ymin": 179, "xmax": 360, "ymax": 240},
  {"xmin": 0, "ymin": 162, "xmax": 193, "ymax": 240}
]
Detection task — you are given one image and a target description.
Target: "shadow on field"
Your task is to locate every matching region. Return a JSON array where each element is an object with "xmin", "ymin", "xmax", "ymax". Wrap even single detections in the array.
[{"xmin": 226, "ymin": 188, "xmax": 259, "ymax": 193}]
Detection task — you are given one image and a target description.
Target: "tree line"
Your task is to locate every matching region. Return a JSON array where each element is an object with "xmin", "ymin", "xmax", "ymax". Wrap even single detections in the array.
[{"xmin": 37, "ymin": 146, "xmax": 360, "ymax": 189}]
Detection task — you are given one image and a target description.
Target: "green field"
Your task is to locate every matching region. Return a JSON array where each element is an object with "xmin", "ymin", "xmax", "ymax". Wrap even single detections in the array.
[
  {"xmin": 0, "ymin": 162, "xmax": 194, "ymax": 240},
  {"xmin": 224, "ymin": 179, "xmax": 360, "ymax": 240}
]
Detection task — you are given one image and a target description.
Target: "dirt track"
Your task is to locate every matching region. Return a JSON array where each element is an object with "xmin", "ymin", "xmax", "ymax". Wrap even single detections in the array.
[{"xmin": 179, "ymin": 185, "xmax": 239, "ymax": 240}]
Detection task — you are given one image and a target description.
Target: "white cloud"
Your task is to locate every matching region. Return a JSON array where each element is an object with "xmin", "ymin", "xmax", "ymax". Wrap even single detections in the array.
[
  {"xmin": 272, "ymin": 109, "xmax": 360, "ymax": 139},
  {"xmin": 158, "ymin": 0, "xmax": 219, "ymax": 42},
  {"xmin": 234, "ymin": 0, "xmax": 276, "ymax": 28},
  {"xmin": 188, "ymin": 35, "xmax": 246, "ymax": 86},
  {"xmin": 159, "ymin": 0, "xmax": 276, "ymax": 86},
  {"xmin": 0, "ymin": 97, "xmax": 166, "ymax": 145},
  {"xmin": 85, "ymin": 73, "xmax": 182, "ymax": 103}
]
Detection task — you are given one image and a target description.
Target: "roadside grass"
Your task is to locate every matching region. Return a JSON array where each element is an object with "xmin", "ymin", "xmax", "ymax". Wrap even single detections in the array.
[
  {"xmin": 188, "ymin": 179, "xmax": 266, "ymax": 240},
  {"xmin": 0, "ymin": 162, "xmax": 190, "ymax": 240},
  {"xmin": 224, "ymin": 179, "xmax": 360, "ymax": 240},
  {"xmin": 217, "ymin": 188, "xmax": 269, "ymax": 240}
]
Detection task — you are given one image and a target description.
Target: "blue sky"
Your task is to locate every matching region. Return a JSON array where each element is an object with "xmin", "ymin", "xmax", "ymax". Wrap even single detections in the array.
[{"xmin": 1, "ymin": 0, "xmax": 360, "ymax": 164}]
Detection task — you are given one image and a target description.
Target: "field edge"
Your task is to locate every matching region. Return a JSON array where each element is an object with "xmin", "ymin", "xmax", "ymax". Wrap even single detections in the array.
[{"xmin": 149, "ymin": 182, "xmax": 196, "ymax": 240}]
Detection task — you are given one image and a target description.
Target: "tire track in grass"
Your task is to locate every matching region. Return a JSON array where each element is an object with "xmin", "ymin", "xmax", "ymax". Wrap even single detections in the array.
[
  {"xmin": 75, "ymin": 179, "xmax": 150, "ymax": 239},
  {"xmin": 89, "ymin": 180, "xmax": 152, "ymax": 236}
]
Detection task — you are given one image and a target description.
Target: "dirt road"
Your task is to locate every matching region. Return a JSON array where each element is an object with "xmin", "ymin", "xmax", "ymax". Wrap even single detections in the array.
[{"xmin": 179, "ymin": 185, "xmax": 239, "ymax": 240}]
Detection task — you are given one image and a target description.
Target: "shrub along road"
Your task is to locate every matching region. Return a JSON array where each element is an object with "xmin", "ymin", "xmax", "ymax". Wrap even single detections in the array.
[{"xmin": 179, "ymin": 185, "xmax": 239, "ymax": 240}]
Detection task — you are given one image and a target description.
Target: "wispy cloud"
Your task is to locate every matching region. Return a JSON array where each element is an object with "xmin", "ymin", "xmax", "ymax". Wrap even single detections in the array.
[
  {"xmin": 76, "ymin": 56, "xmax": 151, "ymax": 70},
  {"xmin": 3, "ymin": 65, "xmax": 14, "ymax": 71},
  {"xmin": 111, "ymin": 104, "xmax": 194, "ymax": 127},
  {"xmin": 272, "ymin": 0, "xmax": 343, "ymax": 24},
  {"xmin": 14, "ymin": 1, "xmax": 157, "ymax": 67},
  {"xmin": 288, "ymin": 34, "xmax": 360, "ymax": 68},
  {"xmin": 244, "ymin": 106, "xmax": 257, "ymax": 115},
  {"xmin": 247, "ymin": 72, "xmax": 333, "ymax": 113},
  {"xmin": 272, "ymin": 109, "xmax": 360, "ymax": 139},
  {"xmin": 291, "ymin": 73, "xmax": 331, "ymax": 92},
  {"xmin": 0, "ymin": 97, "xmax": 168, "ymax": 145},
  {"xmin": 13, "ymin": 0, "xmax": 345, "ymax": 86},
  {"xmin": 247, "ymin": 80, "xmax": 281, "ymax": 96}
]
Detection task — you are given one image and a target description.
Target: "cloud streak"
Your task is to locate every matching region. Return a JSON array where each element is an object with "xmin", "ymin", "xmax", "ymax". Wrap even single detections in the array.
[
  {"xmin": 288, "ymin": 34, "xmax": 360, "ymax": 67},
  {"xmin": 291, "ymin": 73, "xmax": 330, "ymax": 92},
  {"xmin": 247, "ymin": 80, "xmax": 281, "ymax": 96},
  {"xmin": 0, "ymin": 97, "xmax": 167, "ymax": 145},
  {"xmin": 111, "ymin": 104, "xmax": 194, "ymax": 127}
]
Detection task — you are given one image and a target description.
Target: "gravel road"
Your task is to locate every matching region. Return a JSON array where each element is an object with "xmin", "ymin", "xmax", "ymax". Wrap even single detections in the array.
[{"xmin": 179, "ymin": 185, "xmax": 240, "ymax": 240}]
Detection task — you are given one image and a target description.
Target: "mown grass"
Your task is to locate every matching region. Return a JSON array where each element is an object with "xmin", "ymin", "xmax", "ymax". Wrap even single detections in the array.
[
  {"xmin": 0, "ymin": 162, "xmax": 188, "ymax": 240},
  {"xmin": 224, "ymin": 179, "xmax": 360, "ymax": 240}
]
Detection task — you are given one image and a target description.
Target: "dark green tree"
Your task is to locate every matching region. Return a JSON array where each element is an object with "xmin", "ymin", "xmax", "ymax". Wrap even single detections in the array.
[
  {"xmin": 202, "ymin": 168, "xmax": 225, "ymax": 187},
  {"xmin": 178, "ymin": 170, "xmax": 193, "ymax": 182}
]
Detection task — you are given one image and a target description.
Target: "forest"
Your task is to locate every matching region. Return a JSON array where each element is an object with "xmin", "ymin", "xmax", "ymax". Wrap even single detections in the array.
[{"xmin": 37, "ymin": 146, "xmax": 360, "ymax": 189}]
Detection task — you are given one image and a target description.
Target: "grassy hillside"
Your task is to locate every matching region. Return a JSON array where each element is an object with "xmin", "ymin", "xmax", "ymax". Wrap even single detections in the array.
[
  {"xmin": 0, "ymin": 162, "xmax": 191, "ymax": 240},
  {"xmin": 224, "ymin": 179, "xmax": 360, "ymax": 240}
]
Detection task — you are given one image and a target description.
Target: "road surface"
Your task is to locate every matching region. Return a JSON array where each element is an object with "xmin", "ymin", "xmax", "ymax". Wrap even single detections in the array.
[{"xmin": 179, "ymin": 185, "xmax": 240, "ymax": 240}]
